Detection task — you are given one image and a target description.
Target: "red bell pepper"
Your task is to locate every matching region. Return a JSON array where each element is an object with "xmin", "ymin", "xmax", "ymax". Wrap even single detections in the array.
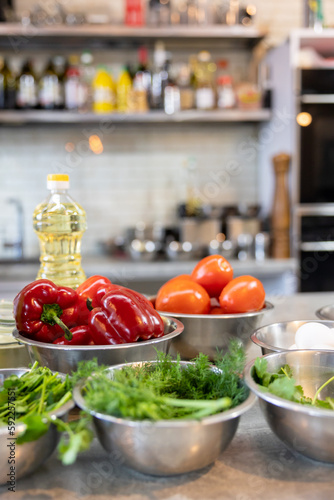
[
  {"xmin": 13, "ymin": 279, "xmax": 79, "ymax": 343},
  {"xmin": 89, "ymin": 288, "xmax": 164, "ymax": 345},
  {"xmin": 76, "ymin": 275, "xmax": 118, "ymax": 324},
  {"xmin": 53, "ymin": 325, "xmax": 94, "ymax": 345}
]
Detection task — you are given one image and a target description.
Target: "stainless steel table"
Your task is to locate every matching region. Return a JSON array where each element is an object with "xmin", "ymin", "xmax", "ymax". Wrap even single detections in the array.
[{"xmin": 1, "ymin": 292, "xmax": 334, "ymax": 500}]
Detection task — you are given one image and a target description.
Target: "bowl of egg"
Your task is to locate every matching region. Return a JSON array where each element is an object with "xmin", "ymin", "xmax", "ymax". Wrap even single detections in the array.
[{"xmin": 251, "ymin": 320, "xmax": 334, "ymax": 355}]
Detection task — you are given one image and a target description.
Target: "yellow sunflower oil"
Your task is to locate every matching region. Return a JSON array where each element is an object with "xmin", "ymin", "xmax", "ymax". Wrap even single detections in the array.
[{"xmin": 33, "ymin": 174, "xmax": 87, "ymax": 289}]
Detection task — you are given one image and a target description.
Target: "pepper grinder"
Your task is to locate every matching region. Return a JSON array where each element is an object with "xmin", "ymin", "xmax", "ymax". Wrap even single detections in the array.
[{"xmin": 271, "ymin": 153, "xmax": 291, "ymax": 259}]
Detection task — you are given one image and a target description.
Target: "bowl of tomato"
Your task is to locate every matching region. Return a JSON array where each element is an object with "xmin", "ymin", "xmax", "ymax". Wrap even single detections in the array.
[{"xmin": 151, "ymin": 255, "xmax": 274, "ymax": 360}]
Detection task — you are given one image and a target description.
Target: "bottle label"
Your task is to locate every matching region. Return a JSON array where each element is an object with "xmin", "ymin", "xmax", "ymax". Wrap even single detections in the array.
[
  {"xmin": 39, "ymin": 76, "xmax": 62, "ymax": 108},
  {"xmin": 195, "ymin": 87, "xmax": 215, "ymax": 110},
  {"xmin": 17, "ymin": 75, "xmax": 37, "ymax": 107},
  {"xmin": 65, "ymin": 80, "xmax": 80, "ymax": 109}
]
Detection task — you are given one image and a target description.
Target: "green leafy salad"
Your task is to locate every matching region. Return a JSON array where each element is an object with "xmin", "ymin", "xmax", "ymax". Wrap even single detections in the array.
[
  {"xmin": 0, "ymin": 341, "xmax": 249, "ymax": 465},
  {"xmin": 0, "ymin": 362, "xmax": 93, "ymax": 465},
  {"xmin": 252, "ymin": 357, "xmax": 334, "ymax": 410}
]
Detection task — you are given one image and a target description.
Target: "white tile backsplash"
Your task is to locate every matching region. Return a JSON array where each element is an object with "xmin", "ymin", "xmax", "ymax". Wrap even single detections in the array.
[{"xmin": 0, "ymin": 123, "xmax": 259, "ymax": 258}]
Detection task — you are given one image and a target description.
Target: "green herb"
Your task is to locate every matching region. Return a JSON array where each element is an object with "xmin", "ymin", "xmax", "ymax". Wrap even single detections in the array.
[
  {"xmin": 81, "ymin": 341, "xmax": 248, "ymax": 421},
  {"xmin": 0, "ymin": 362, "xmax": 94, "ymax": 465},
  {"xmin": 252, "ymin": 357, "xmax": 334, "ymax": 409}
]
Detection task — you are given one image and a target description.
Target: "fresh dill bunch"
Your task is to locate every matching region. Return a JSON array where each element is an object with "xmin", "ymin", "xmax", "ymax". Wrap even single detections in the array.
[{"xmin": 80, "ymin": 341, "xmax": 248, "ymax": 421}]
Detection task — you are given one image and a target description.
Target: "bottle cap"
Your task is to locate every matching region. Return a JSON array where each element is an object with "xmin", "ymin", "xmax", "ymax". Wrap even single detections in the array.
[{"xmin": 47, "ymin": 174, "xmax": 69, "ymax": 190}]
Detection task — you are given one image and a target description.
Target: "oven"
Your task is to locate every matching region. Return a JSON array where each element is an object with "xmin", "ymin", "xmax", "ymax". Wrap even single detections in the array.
[
  {"xmin": 293, "ymin": 68, "xmax": 334, "ymax": 291},
  {"xmin": 294, "ymin": 206, "xmax": 334, "ymax": 292},
  {"xmin": 299, "ymin": 69, "xmax": 334, "ymax": 204}
]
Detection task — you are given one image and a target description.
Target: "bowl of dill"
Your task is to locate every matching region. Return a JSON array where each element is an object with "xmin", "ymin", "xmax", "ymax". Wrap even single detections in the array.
[
  {"xmin": 73, "ymin": 341, "xmax": 256, "ymax": 476},
  {"xmin": 244, "ymin": 350, "xmax": 334, "ymax": 463},
  {"xmin": 0, "ymin": 363, "xmax": 75, "ymax": 485}
]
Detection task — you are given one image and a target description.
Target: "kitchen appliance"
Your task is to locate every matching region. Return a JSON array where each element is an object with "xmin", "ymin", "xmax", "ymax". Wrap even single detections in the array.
[
  {"xmin": 294, "ymin": 67, "xmax": 334, "ymax": 291},
  {"xmin": 293, "ymin": 205, "xmax": 334, "ymax": 292}
]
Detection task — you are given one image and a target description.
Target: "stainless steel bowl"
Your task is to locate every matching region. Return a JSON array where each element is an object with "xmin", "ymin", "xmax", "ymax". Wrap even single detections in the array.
[
  {"xmin": 244, "ymin": 350, "xmax": 334, "ymax": 463},
  {"xmin": 73, "ymin": 361, "xmax": 256, "ymax": 476},
  {"xmin": 12, "ymin": 316, "xmax": 183, "ymax": 374},
  {"xmin": 0, "ymin": 368, "xmax": 74, "ymax": 484},
  {"xmin": 316, "ymin": 304, "xmax": 334, "ymax": 321},
  {"xmin": 251, "ymin": 319, "xmax": 334, "ymax": 355},
  {"xmin": 153, "ymin": 300, "xmax": 274, "ymax": 360}
]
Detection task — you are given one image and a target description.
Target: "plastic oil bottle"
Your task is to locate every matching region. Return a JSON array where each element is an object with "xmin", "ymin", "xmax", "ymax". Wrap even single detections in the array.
[
  {"xmin": 116, "ymin": 66, "xmax": 132, "ymax": 112},
  {"xmin": 33, "ymin": 174, "xmax": 87, "ymax": 289},
  {"xmin": 92, "ymin": 65, "xmax": 115, "ymax": 113}
]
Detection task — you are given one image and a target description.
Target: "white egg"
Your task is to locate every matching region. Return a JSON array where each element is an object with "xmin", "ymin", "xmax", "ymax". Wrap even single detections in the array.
[
  {"xmin": 310, "ymin": 344, "xmax": 334, "ymax": 350},
  {"xmin": 295, "ymin": 322, "xmax": 334, "ymax": 349}
]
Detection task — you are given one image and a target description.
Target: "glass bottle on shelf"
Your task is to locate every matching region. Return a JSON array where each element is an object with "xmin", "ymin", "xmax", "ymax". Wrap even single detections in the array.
[
  {"xmin": 187, "ymin": 0, "xmax": 198, "ymax": 25},
  {"xmin": 64, "ymin": 55, "xmax": 83, "ymax": 111},
  {"xmin": 38, "ymin": 58, "xmax": 63, "ymax": 110},
  {"xmin": 80, "ymin": 50, "xmax": 95, "ymax": 112},
  {"xmin": 16, "ymin": 60, "xmax": 38, "ymax": 109},
  {"xmin": 134, "ymin": 46, "xmax": 151, "ymax": 103},
  {"xmin": 147, "ymin": 0, "xmax": 171, "ymax": 25},
  {"xmin": 129, "ymin": 48, "xmax": 151, "ymax": 113},
  {"xmin": 0, "ymin": 57, "xmax": 16, "ymax": 110},
  {"xmin": 164, "ymin": 64, "xmax": 181, "ymax": 115},
  {"xmin": 194, "ymin": 51, "xmax": 216, "ymax": 110},
  {"xmin": 177, "ymin": 64, "xmax": 195, "ymax": 110},
  {"xmin": 150, "ymin": 41, "xmax": 168, "ymax": 110}
]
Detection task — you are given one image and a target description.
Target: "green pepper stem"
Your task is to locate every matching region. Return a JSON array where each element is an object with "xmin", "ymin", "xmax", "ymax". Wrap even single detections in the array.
[
  {"xmin": 41, "ymin": 303, "xmax": 73, "ymax": 341},
  {"xmin": 53, "ymin": 316, "xmax": 73, "ymax": 341}
]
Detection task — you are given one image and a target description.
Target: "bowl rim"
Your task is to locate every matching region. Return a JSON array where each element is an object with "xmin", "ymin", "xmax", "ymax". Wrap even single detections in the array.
[
  {"xmin": 0, "ymin": 367, "xmax": 74, "ymax": 436},
  {"xmin": 12, "ymin": 316, "xmax": 184, "ymax": 351},
  {"xmin": 73, "ymin": 360, "xmax": 257, "ymax": 427},
  {"xmin": 153, "ymin": 300, "xmax": 274, "ymax": 320},
  {"xmin": 315, "ymin": 304, "xmax": 334, "ymax": 320},
  {"xmin": 244, "ymin": 350, "xmax": 334, "ymax": 418},
  {"xmin": 251, "ymin": 319, "xmax": 334, "ymax": 352}
]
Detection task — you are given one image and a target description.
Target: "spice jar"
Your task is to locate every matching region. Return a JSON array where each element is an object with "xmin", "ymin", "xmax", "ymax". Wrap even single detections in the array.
[{"xmin": 217, "ymin": 75, "xmax": 236, "ymax": 109}]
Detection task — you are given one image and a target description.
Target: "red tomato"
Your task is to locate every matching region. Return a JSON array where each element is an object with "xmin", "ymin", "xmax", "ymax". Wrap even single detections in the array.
[
  {"xmin": 218, "ymin": 275, "xmax": 265, "ymax": 314},
  {"xmin": 191, "ymin": 255, "xmax": 233, "ymax": 298},
  {"xmin": 166, "ymin": 274, "xmax": 194, "ymax": 284},
  {"xmin": 155, "ymin": 279, "xmax": 211, "ymax": 315}
]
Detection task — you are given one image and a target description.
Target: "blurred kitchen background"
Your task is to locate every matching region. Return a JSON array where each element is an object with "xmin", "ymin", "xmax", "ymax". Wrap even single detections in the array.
[{"xmin": 1, "ymin": 0, "xmax": 334, "ymax": 295}]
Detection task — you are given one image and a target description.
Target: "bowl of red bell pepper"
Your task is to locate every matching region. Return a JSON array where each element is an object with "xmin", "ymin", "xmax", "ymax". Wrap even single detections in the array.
[{"xmin": 12, "ymin": 276, "xmax": 184, "ymax": 374}]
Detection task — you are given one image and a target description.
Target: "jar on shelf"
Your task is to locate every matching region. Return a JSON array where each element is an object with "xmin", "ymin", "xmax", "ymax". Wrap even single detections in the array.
[
  {"xmin": 235, "ymin": 82, "xmax": 262, "ymax": 110},
  {"xmin": 217, "ymin": 75, "xmax": 236, "ymax": 109},
  {"xmin": 194, "ymin": 51, "xmax": 216, "ymax": 111}
]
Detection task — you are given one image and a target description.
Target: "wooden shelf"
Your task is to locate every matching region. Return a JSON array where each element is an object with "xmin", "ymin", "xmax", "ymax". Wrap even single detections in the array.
[
  {"xmin": 0, "ymin": 109, "xmax": 271, "ymax": 125},
  {"xmin": 0, "ymin": 23, "xmax": 266, "ymax": 50}
]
